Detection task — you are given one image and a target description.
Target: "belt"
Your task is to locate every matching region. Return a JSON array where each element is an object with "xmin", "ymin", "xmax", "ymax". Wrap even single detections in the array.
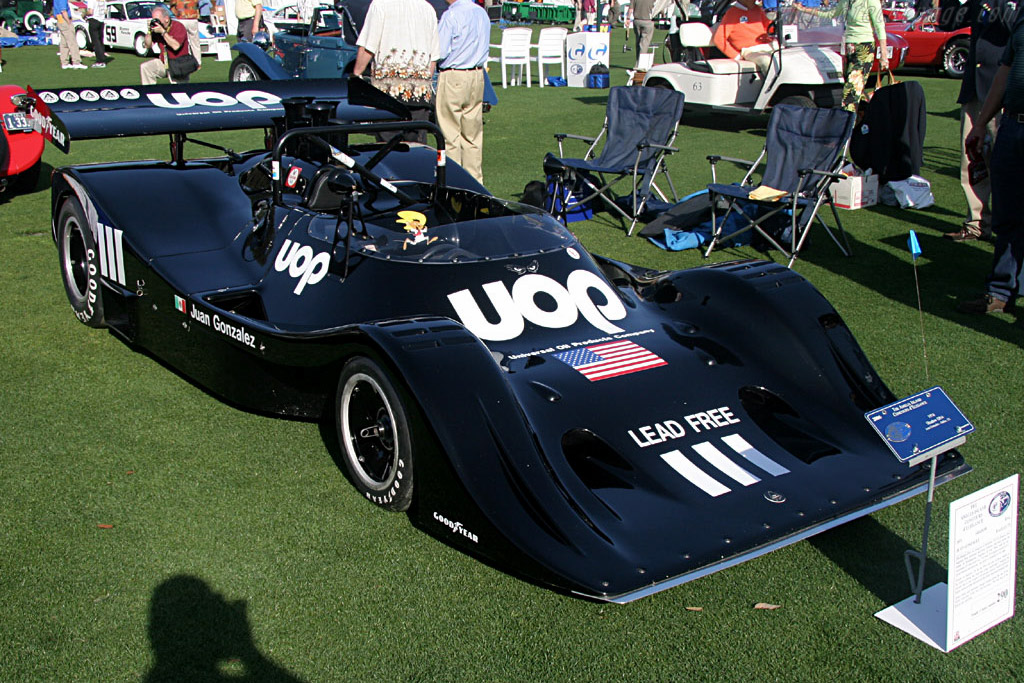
[
  {"xmin": 439, "ymin": 66, "xmax": 482, "ymax": 72},
  {"xmin": 1005, "ymin": 111, "xmax": 1024, "ymax": 123}
]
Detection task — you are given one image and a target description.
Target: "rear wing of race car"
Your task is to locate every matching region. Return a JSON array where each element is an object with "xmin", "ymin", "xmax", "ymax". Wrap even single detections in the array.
[{"xmin": 26, "ymin": 77, "xmax": 410, "ymax": 154}]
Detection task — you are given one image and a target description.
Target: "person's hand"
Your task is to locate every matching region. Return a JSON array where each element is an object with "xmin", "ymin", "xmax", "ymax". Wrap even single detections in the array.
[
  {"xmin": 965, "ymin": 130, "xmax": 982, "ymax": 151},
  {"xmin": 879, "ymin": 54, "xmax": 889, "ymax": 70}
]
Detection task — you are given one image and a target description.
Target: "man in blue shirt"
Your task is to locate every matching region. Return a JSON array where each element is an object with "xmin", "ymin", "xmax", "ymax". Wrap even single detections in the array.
[
  {"xmin": 52, "ymin": 0, "xmax": 86, "ymax": 69},
  {"xmin": 436, "ymin": 0, "xmax": 490, "ymax": 185},
  {"xmin": 959, "ymin": 15, "xmax": 1024, "ymax": 315}
]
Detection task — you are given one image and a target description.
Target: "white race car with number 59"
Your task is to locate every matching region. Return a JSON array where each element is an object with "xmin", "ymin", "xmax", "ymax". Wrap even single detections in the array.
[{"xmin": 74, "ymin": 0, "xmax": 167, "ymax": 57}]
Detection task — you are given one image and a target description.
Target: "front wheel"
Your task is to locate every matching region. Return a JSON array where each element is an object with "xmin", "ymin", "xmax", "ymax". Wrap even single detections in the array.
[
  {"xmin": 942, "ymin": 38, "xmax": 968, "ymax": 79},
  {"xmin": 335, "ymin": 357, "xmax": 415, "ymax": 511},
  {"xmin": 57, "ymin": 197, "xmax": 106, "ymax": 328},
  {"xmin": 229, "ymin": 55, "xmax": 264, "ymax": 82}
]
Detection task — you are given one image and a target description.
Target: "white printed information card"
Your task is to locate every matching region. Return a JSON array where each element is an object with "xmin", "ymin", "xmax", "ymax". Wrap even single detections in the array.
[
  {"xmin": 876, "ymin": 473, "xmax": 1018, "ymax": 651},
  {"xmin": 946, "ymin": 473, "xmax": 1018, "ymax": 650}
]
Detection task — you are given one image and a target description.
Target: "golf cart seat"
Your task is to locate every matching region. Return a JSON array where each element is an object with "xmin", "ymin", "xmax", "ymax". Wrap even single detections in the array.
[
  {"xmin": 690, "ymin": 59, "xmax": 759, "ymax": 74},
  {"xmin": 676, "ymin": 22, "xmax": 756, "ymax": 73}
]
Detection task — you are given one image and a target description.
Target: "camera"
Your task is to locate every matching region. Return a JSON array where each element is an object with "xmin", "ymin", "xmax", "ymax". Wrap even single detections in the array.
[{"xmin": 149, "ymin": 18, "xmax": 161, "ymax": 29}]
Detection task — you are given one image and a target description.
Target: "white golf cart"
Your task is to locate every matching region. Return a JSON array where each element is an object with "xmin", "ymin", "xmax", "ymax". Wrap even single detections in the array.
[{"xmin": 642, "ymin": 13, "xmax": 846, "ymax": 113}]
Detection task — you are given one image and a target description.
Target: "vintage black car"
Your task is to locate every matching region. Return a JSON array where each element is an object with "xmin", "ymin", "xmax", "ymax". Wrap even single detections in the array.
[{"xmin": 35, "ymin": 78, "xmax": 969, "ymax": 602}]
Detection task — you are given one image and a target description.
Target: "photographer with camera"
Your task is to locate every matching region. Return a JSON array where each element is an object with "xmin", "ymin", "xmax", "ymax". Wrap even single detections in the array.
[{"xmin": 140, "ymin": 6, "xmax": 198, "ymax": 85}]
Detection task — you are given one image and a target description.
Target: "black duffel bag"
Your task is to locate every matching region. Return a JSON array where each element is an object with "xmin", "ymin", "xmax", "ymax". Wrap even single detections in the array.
[{"xmin": 168, "ymin": 53, "xmax": 199, "ymax": 81}]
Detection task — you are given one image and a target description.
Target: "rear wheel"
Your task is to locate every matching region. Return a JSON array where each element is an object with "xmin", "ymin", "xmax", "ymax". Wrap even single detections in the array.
[
  {"xmin": 133, "ymin": 32, "xmax": 150, "ymax": 57},
  {"xmin": 942, "ymin": 37, "xmax": 968, "ymax": 79},
  {"xmin": 776, "ymin": 95, "xmax": 816, "ymax": 108},
  {"xmin": 75, "ymin": 25, "xmax": 91, "ymax": 51},
  {"xmin": 229, "ymin": 55, "xmax": 263, "ymax": 82},
  {"xmin": 645, "ymin": 78, "xmax": 674, "ymax": 90},
  {"xmin": 335, "ymin": 356, "xmax": 415, "ymax": 512},
  {"xmin": 57, "ymin": 197, "xmax": 106, "ymax": 328}
]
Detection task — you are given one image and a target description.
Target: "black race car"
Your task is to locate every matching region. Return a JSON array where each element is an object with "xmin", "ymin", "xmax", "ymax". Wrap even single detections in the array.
[{"xmin": 36, "ymin": 78, "xmax": 969, "ymax": 603}]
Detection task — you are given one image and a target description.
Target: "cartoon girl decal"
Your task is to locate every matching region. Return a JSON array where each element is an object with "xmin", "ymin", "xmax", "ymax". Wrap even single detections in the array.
[{"xmin": 397, "ymin": 210, "xmax": 437, "ymax": 250}]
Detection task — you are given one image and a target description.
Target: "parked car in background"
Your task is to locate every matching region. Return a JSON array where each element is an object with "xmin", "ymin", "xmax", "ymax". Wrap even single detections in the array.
[
  {"xmin": 881, "ymin": 0, "xmax": 916, "ymax": 21},
  {"xmin": 0, "ymin": 0, "xmax": 46, "ymax": 33},
  {"xmin": 1, "ymin": 84, "xmax": 44, "ymax": 196},
  {"xmin": 230, "ymin": 3, "xmax": 361, "ymax": 81},
  {"xmin": 73, "ymin": 0, "xmax": 169, "ymax": 57},
  {"xmin": 886, "ymin": 7, "xmax": 971, "ymax": 78}
]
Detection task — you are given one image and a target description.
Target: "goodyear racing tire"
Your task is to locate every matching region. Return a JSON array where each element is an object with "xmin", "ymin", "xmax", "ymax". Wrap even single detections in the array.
[
  {"xmin": 229, "ymin": 56, "xmax": 264, "ymax": 82},
  {"xmin": 336, "ymin": 356, "xmax": 414, "ymax": 512},
  {"xmin": 57, "ymin": 197, "xmax": 106, "ymax": 328}
]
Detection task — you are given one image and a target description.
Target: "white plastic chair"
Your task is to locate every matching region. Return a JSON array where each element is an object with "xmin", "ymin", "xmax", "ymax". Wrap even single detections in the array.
[
  {"xmin": 488, "ymin": 27, "xmax": 533, "ymax": 88},
  {"xmin": 533, "ymin": 27, "xmax": 567, "ymax": 87}
]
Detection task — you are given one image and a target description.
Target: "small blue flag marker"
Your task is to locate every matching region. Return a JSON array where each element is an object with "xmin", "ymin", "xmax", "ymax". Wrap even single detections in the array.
[
  {"xmin": 908, "ymin": 230, "xmax": 922, "ymax": 260},
  {"xmin": 907, "ymin": 229, "xmax": 929, "ymax": 382}
]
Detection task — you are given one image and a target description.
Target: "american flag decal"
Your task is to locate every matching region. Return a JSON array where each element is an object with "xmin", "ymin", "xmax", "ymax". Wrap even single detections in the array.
[{"xmin": 555, "ymin": 340, "xmax": 667, "ymax": 381}]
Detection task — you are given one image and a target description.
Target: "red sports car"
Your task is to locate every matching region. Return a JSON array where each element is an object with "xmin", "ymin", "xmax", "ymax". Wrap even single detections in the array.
[
  {"xmin": 0, "ymin": 83, "xmax": 44, "ymax": 196},
  {"xmin": 887, "ymin": 7, "xmax": 971, "ymax": 78}
]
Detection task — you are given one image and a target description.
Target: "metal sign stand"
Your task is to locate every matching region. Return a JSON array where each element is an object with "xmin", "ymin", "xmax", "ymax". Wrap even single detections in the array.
[{"xmin": 899, "ymin": 436, "xmax": 965, "ymax": 604}]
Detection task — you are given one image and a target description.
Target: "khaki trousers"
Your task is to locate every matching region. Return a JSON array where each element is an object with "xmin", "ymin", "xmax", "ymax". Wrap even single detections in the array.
[
  {"xmin": 960, "ymin": 99, "xmax": 998, "ymax": 233},
  {"xmin": 57, "ymin": 18, "xmax": 81, "ymax": 66},
  {"xmin": 436, "ymin": 69, "xmax": 485, "ymax": 185},
  {"xmin": 141, "ymin": 57, "xmax": 186, "ymax": 85}
]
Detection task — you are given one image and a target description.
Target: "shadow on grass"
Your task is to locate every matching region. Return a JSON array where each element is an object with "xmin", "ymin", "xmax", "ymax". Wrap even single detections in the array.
[
  {"xmin": 922, "ymin": 144, "xmax": 961, "ymax": 181},
  {"xmin": 929, "ymin": 106, "xmax": 962, "ymax": 121},
  {"xmin": 145, "ymin": 575, "xmax": 304, "ymax": 682},
  {"xmin": 809, "ymin": 516, "xmax": 946, "ymax": 606},
  {"xmin": 799, "ymin": 219, "xmax": 1023, "ymax": 347}
]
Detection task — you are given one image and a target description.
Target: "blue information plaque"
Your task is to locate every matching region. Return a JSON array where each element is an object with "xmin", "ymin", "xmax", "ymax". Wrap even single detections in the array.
[{"xmin": 865, "ymin": 387, "xmax": 974, "ymax": 465}]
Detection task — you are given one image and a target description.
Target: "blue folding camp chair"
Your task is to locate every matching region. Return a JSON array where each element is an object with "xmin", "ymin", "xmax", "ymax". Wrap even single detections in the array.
[
  {"xmin": 703, "ymin": 104, "xmax": 855, "ymax": 267},
  {"xmin": 543, "ymin": 86, "xmax": 685, "ymax": 236}
]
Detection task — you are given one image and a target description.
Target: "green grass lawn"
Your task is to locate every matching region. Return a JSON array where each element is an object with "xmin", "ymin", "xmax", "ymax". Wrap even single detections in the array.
[{"xmin": 1, "ymin": 30, "xmax": 1021, "ymax": 681}]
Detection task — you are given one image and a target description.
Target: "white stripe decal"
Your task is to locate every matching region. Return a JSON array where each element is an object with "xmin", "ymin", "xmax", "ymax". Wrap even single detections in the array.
[
  {"xmin": 721, "ymin": 434, "xmax": 790, "ymax": 477},
  {"xmin": 96, "ymin": 220, "xmax": 108, "ymax": 278},
  {"xmin": 97, "ymin": 222, "xmax": 125, "ymax": 285},
  {"xmin": 692, "ymin": 442, "xmax": 760, "ymax": 487},
  {"xmin": 660, "ymin": 449, "xmax": 731, "ymax": 497},
  {"xmin": 105, "ymin": 224, "xmax": 117, "ymax": 281},
  {"xmin": 113, "ymin": 227, "xmax": 125, "ymax": 285}
]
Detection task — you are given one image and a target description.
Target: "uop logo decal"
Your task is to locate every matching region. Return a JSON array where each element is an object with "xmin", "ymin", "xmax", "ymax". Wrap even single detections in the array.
[
  {"xmin": 147, "ymin": 90, "xmax": 281, "ymax": 110},
  {"xmin": 447, "ymin": 270, "xmax": 627, "ymax": 341},
  {"xmin": 37, "ymin": 88, "xmax": 281, "ymax": 111},
  {"xmin": 274, "ymin": 239, "xmax": 330, "ymax": 295}
]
